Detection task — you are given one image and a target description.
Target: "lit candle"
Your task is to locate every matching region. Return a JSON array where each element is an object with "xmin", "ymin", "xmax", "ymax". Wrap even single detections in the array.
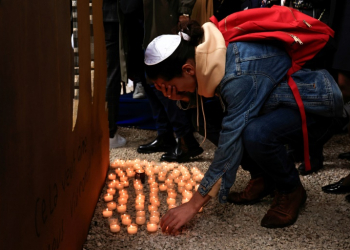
[
  {"xmin": 158, "ymin": 174, "xmax": 166, "ymax": 182},
  {"xmin": 117, "ymin": 171, "xmax": 125, "ymax": 177},
  {"xmin": 159, "ymin": 183, "xmax": 167, "ymax": 191},
  {"xmin": 167, "ymin": 191, "xmax": 177, "ymax": 199},
  {"xmin": 107, "ymin": 202, "xmax": 117, "ymax": 210},
  {"xmin": 153, "ymin": 165, "xmax": 160, "ymax": 174},
  {"xmin": 149, "ymin": 191, "xmax": 159, "ymax": 198},
  {"xmin": 168, "ymin": 204, "xmax": 177, "ymax": 210},
  {"xmin": 150, "ymin": 198, "xmax": 160, "ymax": 207},
  {"xmin": 108, "ymin": 173, "xmax": 116, "ymax": 180},
  {"xmin": 116, "ymin": 204, "xmax": 127, "ymax": 213},
  {"xmin": 134, "ymin": 183, "xmax": 143, "ymax": 190},
  {"xmin": 102, "ymin": 208, "xmax": 113, "ymax": 217},
  {"xmin": 136, "ymin": 216, "xmax": 146, "ymax": 225},
  {"xmin": 120, "ymin": 160, "xmax": 126, "ymax": 168},
  {"xmin": 167, "ymin": 198, "xmax": 176, "ymax": 205},
  {"xmin": 148, "ymin": 205, "xmax": 158, "ymax": 212},
  {"xmin": 178, "ymin": 186, "xmax": 185, "ymax": 193},
  {"xmin": 110, "ymin": 160, "xmax": 119, "ymax": 168},
  {"xmin": 104, "ymin": 193, "xmax": 113, "ymax": 202},
  {"xmin": 136, "ymin": 210, "xmax": 146, "ymax": 217},
  {"xmin": 127, "ymin": 170, "xmax": 135, "ymax": 178},
  {"xmin": 119, "ymin": 189, "xmax": 128, "ymax": 195},
  {"xmin": 185, "ymin": 182, "xmax": 192, "ymax": 191},
  {"xmin": 127, "ymin": 224, "xmax": 138, "ymax": 235},
  {"xmin": 148, "ymin": 176, "xmax": 156, "ymax": 184},
  {"xmin": 121, "ymin": 215, "xmax": 132, "ymax": 225},
  {"xmin": 134, "ymin": 163, "xmax": 141, "ymax": 170},
  {"xmin": 150, "ymin": 211, "xmax": 160, "ymax": 217},
  {"xmin": 115, "ymin": 182, "xmax": 124, "ymax": 190},
  {"xmin": 108, "ymin": 180, "xmax": 118, "ymax": 188},
  {"xmin": 182, "ymin": 197, "xmax": 190, "ymax": 204},
  {"xmin": 167, "ymin": 183, "xmax": 175, "ymax": 189},
  {"xmin": 118, "ymin": 197, "xmax": 128, "ymax": 205},
  {"xmin": 122, "ymin": 180, "xmax": 129, "ymax": 187},
  {"xmin": 107, "ymin": 188, "xmax": 116, "ymax": 195},
  {"xmin": 120, "ymin": 175, "xmax": 128, "ymax": 182},
  {"xmin": 149, "ymin": 182, "xmax": 158, "ymax": 188},
  {"xmin": 174, "ymin": 177, "xmax": 180, "ymax": 184},
  {"xmin": 147, "ymin": 222, "xmax": 158, "ymax": 233},
  {"xmin": 182, "ymin": 190, "xmax": 193, "ymax": 199},
  {"xmin": 173, "ymin": 169, "xmax": 180, "ymax": 177},
  {"xmin": 135, "ymin": 198, "xmax": 145, "ymax": 204},
  {"xmin": 150, "ymin": 187, "xmax": 159, "ymax": 193},
  {"xmin": 178, "ymin": 179, "xmax": 185, "ymax": 187},
  {"xmin": 110, "ymin": 223, "xmax": 120, "ymax": 233},
  {"xmin": 149, "ymin": 215, "xmax": 160, "ymax": 224},
  {"xmin": 135, "ymin": 203, "xmax": 145, "ymax": 211}
]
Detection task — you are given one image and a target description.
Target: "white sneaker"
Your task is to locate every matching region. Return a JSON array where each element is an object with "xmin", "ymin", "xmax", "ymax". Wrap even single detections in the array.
[
  {"xmin": 110, "ymin": 133, "xmax": 127, "ymax": 149},
  {"xmin": 133, "ymin": 82, "xmax": 146, "ymax": 99}
]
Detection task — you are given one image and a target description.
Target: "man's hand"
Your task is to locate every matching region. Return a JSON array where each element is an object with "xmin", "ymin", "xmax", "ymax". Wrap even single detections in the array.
[
  {"xmin": 160, "ymin": 202, "xmax": 197, "ymax": 235},
  {"xmin": 155, "ymin": 83, "xmax": 190, "ymax": 102},
  {"xmin": 160, "ymin": 191, "xmax": 211, "ymax": 235}
]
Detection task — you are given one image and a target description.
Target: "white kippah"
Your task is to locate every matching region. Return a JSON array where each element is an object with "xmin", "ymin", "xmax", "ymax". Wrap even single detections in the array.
[{"xmin": 144, "ymin": 35, "xmax": 181, "ymax": 65}]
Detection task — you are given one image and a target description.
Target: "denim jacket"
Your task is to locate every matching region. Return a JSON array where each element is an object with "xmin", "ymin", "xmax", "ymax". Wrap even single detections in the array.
[{"xmin": 197, "ymin": 41, "xmax": 343, "ymax": 203}]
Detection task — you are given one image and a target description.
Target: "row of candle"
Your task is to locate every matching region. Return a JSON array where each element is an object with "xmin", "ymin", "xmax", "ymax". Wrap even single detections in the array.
[{"xmin": 103, "ymin": 159, "xmax": 205, "ymax": 234}]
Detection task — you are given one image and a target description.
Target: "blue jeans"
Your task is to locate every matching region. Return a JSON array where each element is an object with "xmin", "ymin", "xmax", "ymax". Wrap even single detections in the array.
[{"xmin": 197, "ymin": 41, "xmax": 343, "ymax": 203}]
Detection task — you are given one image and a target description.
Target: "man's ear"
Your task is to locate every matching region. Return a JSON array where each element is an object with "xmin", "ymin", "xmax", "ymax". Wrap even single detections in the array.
[{"xmin": 182, "ymin": 63, "xmax": 195, "ymax": 76}]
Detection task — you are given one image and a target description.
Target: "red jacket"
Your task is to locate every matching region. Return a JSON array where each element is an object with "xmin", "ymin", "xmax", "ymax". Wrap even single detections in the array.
[{"xmin": 210, "ymin": 6, "xmax": 335, "ymax": 171}]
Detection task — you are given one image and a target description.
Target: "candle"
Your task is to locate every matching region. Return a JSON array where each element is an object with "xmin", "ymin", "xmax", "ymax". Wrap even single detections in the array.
[
  {"xmin": 182, "ymin": 190, "xmax": 193, "ymax": 199},
  {"xmin": 148, "ymin": 176, "xmax": 156, "ymax": 184},
  {"xmin": 107, "ymin": 202, "xmax": 117, "ymax": 210},
  {"xmin": 117, "ymin": 171, "xmax": 125, "ymax": 177},
  {"xmin": 167, "ymin": 198, "xmax": 176, "ymax": 205},
  {"xmin": 178, "ymin": 186, "xmax": 185, "ymax": 193},
  {"xmin": 150, "ymin": 187, "xmax": 159, "ymax": 193},
  {"xmin": 134, "ymin": 183, "xmax": 143, "ymax": 190},
  {"xmin": 148, "ymin": 205, "xmax": 158, "ymax": 212},
  {"xmin": 108, "ymin": 173, "xmax": 116, "ymax": 180},
  {"xmin": 102, "ymin": 208, "xmax": 113, "ymax": 217},
  {"xmin": 121, "ymin": 215, "xmax": 132, "ymax": 225},
  {"xmin": 168, "ymin": 204, "xmax": 177, "ymax": 210},
  {"xmin": 110, "ymin": 160, "xmax": 119, "ymax": 168},
  {"xmin": 167, "ymin": 191, "xmax": 177, "ymax": 199},
  {"xmin": 135, "ymin": 169, "xmax": 145, "ymax": 183},
  {"xmin": 107, "ymin": 188, "xmax": 116, "ymax": 195},
  {"xmin": 178, "ymin": 179, "xmax": 185, "ymax": 187},
  {"xmin": 122, "ymin": 180, "xmax": 129, "ymax": 187},
  {"xmin": 127, "ymin": 224, "xmax": 138, "ymax": 234},
  {"xmin": 108, "ymin": 180, "xmax": 118, "ymax": 188},
  {"xmin": 136, "ymin": 216, "xmax": 146, "ymax": 225},
  {"xmin": 182, "ymin": 197, "xmax": 190, "ymax": 204},
  {"xmin": 149, "ymin": 215, "xmax": 160, "ymax": 224},
  {"xmin": 134, "ymin": 163, "xmax": 141, "ymax": 170},
  {"xmin": 135, "ymin": 203, "xmax": 145, "ymax": 211},
  {"xmin": 173, "ymin": 169, "xmax": 180, "ymax": 177},
  {"xmin": 158, "ymin": 174, "xmax": 166, "ymax": 182},
  {"xmin": 120, "ymin": 160, "xmax": 126, "ymax": 168},
  {"xmin": 167, "ymin": 183, "xmax": 175, "ymax": 189},
  {"xmin": 110, "ymin": 223, "xmax": 121, "ymax": 233},
  {"xmin": 120, "ymin": 175, "xmax": 128, "ymax": 182},
  {"xmin": 115, "ymin": 182, "xmax": 124, "ymax": 190},
  {"xmin": 153, "ymin": 165, "xmax": 160, "ymax": 174},
  {"xmin": 194, "ymin": 184, "xmax": 199, "ymax": 191},
  {"xmin": 159, "ymin": 183, "xmax": 167, "ymax": 191},
  {"xmin": 118, "ymin": 197, "xmax": 128, "ymax": 205},
  {"xmin": 149, "ymin": 182, "xmax": 158, "ymax": 188},
  {"xmin": 116, "ymin": 204, "xmax": 127, "ymax": 213},
  {"xmin": 174, "ymin": 177, "xmax": 180, "ymax": 184},
  {"xmin": 185, "ymin": 182, "xmax": 192, "ymax": 191},
  {"xmin": 147, "ymin": 222, "xmax": 158, "ymax": 233},
  {"xmin": 127, "ymin": 170, "xmax": 135, "ymax": 178},
  {"xmin": 119, "ymin": 189, "xmax": 128, "ymax": 195},
  {"xmin": 104, "ymin": 193, "xmax": 113, "ymax": 202},
  {"xmin": 136, "ymin": 210, "xmax": 146, "ymax": 217},
  {"xmin": 150, "ymin": 198, "xmax": 160, "ymax": 207}
]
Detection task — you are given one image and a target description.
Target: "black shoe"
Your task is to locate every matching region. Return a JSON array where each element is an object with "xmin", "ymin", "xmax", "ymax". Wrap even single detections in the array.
[
  {"xmin": 160, "ymin": 132, "xmax": 203, "ymax": 162},
  {"xmin": 137, "ymin": 133, "xmax": 176, "ymax": 154},
  {"xmin": 322, "ymin": 178, "xmax": 350, "ymax": 194},
  {"xmin": 346, "ymin": 194, "xmax": 350, "ymax": 203},
  {"xmin": 298, "ymin": 155, "xmax": 324, "ymax": 176}
]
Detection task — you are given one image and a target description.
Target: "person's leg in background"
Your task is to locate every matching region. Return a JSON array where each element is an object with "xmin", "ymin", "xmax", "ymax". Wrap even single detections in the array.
[
  {"xmin": 241, "ymin": 108, "xmax": 339, "ymax": 228},
  {"xmin": 103, "ymin": 20, "xmax": 126, "ymax": 149}
]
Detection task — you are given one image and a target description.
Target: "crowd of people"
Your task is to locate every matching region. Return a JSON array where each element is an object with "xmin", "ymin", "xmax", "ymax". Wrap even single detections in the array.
[{"xmin": 102, "ymin": 0, "xmax": 350, "ymax": 234}]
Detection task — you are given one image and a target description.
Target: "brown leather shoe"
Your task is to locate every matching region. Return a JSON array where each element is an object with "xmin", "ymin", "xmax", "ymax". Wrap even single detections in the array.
[
  {"xmin": 261, "ymin": 183, "xmax": 307, "ymax": 228},
  {"xmin": 227, "ymin": 177, "xmax": 271, "ymax": 205}
]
